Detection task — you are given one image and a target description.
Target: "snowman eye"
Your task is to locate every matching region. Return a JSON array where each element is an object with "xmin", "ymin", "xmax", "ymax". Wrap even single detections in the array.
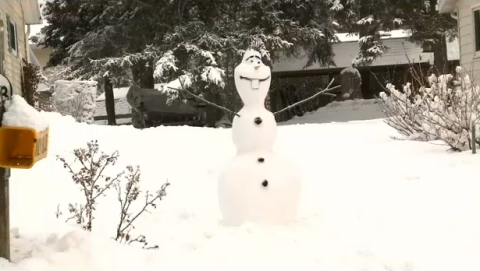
[{"xmin": 250, "ymin": 59, "xmax": 254, "ymax": 63}]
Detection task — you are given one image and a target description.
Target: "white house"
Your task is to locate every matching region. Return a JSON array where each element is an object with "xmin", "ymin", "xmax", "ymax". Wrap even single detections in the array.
[
  {"xmin": 438, "ymin": 0, "xmax": 480, "ymax": 82},
  {"xmin": 0, "ymin": 0, "xmax": 42, "ymax": 95}
]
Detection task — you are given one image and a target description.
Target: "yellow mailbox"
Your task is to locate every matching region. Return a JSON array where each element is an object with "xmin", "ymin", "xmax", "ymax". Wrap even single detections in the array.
[{"xmin": 0, "ymin": 126, "xmax": 49, "ymax": 169}]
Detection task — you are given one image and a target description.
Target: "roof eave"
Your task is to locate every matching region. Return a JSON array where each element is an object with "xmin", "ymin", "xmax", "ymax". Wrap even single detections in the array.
[
  {"xmin": 21, "ymin": 0, "xmax": 43, "ymax": 25},
  {"xmin": 438, "ymin": 0, "xmax": 457, "ymax": 14}
]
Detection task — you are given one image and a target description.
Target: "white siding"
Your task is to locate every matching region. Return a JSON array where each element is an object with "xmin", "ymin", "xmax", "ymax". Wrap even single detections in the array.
[
  {"xmin": 458, "ymin": 0, "xmax": 480, "ymax": 84},
  {"xmin": 0, "ymin": 0, "xmax": 27, "ymax": 95}
]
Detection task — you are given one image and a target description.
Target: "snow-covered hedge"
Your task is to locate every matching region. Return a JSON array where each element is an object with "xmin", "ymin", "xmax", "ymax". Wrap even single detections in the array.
[
  {"xmin": 53, "ymin": 80, "xmax": 97, "ymax": 124},
  {"xmin": 380, "ymin": 67, "xmax": 480, "ymax": 151}
]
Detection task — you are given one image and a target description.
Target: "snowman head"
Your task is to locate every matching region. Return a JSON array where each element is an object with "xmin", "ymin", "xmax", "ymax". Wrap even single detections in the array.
[{"xmin": 234, "ymin": 49, "xmax": 271, "ymax": 107}]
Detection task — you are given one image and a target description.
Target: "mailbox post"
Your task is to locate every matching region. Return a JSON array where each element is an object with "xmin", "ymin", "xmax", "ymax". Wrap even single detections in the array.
[
  {"xmin": 0, "ymin": 75, "xmax": 11, "ymax": 261},
  {"xmin": 0, "ymin": 167, "xmax": 9, "ymax": 261},
  {"xmin": 0, "ymin": 74, "xmax": 50, "ymax": 261}
]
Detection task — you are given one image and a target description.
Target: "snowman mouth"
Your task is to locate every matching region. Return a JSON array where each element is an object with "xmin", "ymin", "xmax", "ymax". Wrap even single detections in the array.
[{"xmin": 239, "ymin": 76, "xmax": 270, "ymax": 90}]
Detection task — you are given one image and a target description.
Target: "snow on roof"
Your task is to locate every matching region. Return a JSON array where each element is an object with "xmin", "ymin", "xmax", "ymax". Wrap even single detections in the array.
[
  {"xmin": 335, "ymin": 29, "xmax": 411, "ymax": 42},
  {"xmin": 96, "ymin": 87, "xmax": 129, "ymax": 102}
]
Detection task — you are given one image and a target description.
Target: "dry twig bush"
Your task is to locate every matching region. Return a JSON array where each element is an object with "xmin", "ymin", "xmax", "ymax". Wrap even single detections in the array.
[
  {"xmin": 114, "ymin": 165, "xmax": 169, "ymax": 249},
  {"xmin": 379, "ymin": 65, "xmax": 480, "ymax": 151},
  {"xmin": 57, "ymin": 140, "xmax": 169, "ymax": 249}
]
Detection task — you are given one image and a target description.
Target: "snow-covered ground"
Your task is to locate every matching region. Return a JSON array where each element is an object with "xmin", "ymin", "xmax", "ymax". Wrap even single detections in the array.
[
  {"xmin": 281, "ymin": 99, "xmax": 385, "ymax": 125},
  {"xmin": 2, "ymin": 100, "xmax": 480, "ymax": 270}
]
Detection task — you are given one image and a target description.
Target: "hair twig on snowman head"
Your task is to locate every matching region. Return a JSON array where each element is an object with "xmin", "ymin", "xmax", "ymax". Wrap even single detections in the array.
[{"xmin": 168, "ymin": 78, "xmax": 240, "ymax": 118}]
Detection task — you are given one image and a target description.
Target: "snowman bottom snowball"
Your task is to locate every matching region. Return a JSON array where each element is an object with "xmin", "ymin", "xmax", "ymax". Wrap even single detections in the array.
[{"xmin": 218, "ymin": 151, "xmax": 301, "ymax": 226}]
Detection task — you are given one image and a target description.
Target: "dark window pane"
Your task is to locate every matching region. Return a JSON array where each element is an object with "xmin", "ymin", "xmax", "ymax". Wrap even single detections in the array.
[
  {"xmin": 475, "ymin": 10, "xmax": 480, "ymax": 51},
  {"xmin": 8, "ymin": 21, "xmax": 15, "ymax": 51}
]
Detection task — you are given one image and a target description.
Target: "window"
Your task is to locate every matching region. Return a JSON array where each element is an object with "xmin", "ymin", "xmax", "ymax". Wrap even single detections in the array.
[{"xmin": 7, "ymin": 16, "xmax": 17, "ymax": 56}]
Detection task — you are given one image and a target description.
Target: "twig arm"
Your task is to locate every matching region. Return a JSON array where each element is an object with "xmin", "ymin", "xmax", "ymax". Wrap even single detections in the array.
[
  {"xmin": 167, "ymin": 86, "xmax": 240, "ymax": 117},
  {"xmin": 273, "ymin": 79, "xmax": 339, "ymax": 116}
]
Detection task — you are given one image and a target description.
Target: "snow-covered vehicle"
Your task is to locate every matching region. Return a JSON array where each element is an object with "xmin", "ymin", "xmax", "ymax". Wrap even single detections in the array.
[{"xmin": 126, "ymin": 85, "xmax": 206, "ymax": 128}]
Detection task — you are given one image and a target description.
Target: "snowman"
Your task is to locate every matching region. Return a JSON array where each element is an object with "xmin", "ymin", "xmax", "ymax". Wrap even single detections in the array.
[{"xmin": 218, "ymin": 49, "xmax": 301, "ymax": 226}]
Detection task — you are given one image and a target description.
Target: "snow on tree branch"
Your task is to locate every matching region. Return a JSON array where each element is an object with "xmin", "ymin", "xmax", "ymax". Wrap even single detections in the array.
[
  {"xmin": 201, "ymin": 66, "xmax": 225, "ymax": 88},
  {"xmin": 329, "ymin": 0, "xmax": 344, "ymax": 11},
  {"xmin": 357, "ymin": 16, "xmax": 375, "ymax": 25},
  {"xmin": 153, "ymin": 50, "xmax": 178, "ymax": 79}
]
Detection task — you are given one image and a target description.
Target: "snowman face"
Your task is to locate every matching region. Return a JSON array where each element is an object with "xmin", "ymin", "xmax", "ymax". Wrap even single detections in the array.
[{"xmin": 234, "ymin": 50, "xmax": 271, "ymax": 107}]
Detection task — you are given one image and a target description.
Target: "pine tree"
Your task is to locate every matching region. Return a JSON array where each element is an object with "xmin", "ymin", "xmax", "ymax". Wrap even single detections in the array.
[
  {"xmin": 38, "ymin": 0, "xmax": 341, "ymax": 126},
  {"xmin": 333, "ymin": 0, "xmax": 457, "ymax": 72},
  {"xmin": 154, "ymin": 0, "xmax": 340, "ymax": 123},
  {"xmin": 32, "ymin": 0, "xmax": 106, "ymax": 67},
  {"xmin": 402, "ymin": 0, "xmax": 457, "ymax": 73}
]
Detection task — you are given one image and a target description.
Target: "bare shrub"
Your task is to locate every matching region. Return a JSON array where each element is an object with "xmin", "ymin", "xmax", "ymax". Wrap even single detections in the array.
[
  {"xmin": 56, "ymin": 140, "xmax": 123, "ymax": 231},
  {"xmin": 114, "ymin": 165, "xmax": 170, "ymax": 249},
  {"xmin": 379, "ymin": 66, "xmax": 480, "ymax": 151},
  {"xmin": 57, "ymin": 140, "xmax": 170, "ymax": 249}
]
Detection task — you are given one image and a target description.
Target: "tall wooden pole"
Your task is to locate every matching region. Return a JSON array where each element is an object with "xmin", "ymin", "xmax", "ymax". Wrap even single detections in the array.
[
  {"xmin": 0, "ymin": 17, "xmax": 10, "ymax": 261},
  {"xmin": 0, "ymin": 167, "xmax": 10, "ymax": 261}
]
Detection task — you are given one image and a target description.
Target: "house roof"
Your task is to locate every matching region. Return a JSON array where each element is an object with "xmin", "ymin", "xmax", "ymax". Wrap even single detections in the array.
[
  {"xmin": 20, "ymin": 0, "xmax": 43, "ymax": 25},
  {"xmin": 273, "ymin": 33, "xmax": 460, "ymax": 73},
  {"xmin": 438, "ymin": 0, "xmax": 457, "ymax": 14}
]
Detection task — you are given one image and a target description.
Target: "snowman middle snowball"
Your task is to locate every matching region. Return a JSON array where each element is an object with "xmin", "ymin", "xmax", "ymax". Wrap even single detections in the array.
[{"xmin": 232, "ymin": 50, "xmax": 277, "ymax": 154}]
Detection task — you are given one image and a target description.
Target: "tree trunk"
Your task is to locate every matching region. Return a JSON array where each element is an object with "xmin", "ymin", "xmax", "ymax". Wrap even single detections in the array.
[
  {"xmin": 432, "ymin": 34, "xmax": 450, "ymax": 75},
  {"xmin": 104, "ymin": 77, "xmax": 116, "ymax": 126},
  {"xmin": 132, "ymin": 59, "xmax": 155, "ymax": 89},
  {"xmin": 205, "ymin": 91, "xmax": 222, "ymax": 127}
]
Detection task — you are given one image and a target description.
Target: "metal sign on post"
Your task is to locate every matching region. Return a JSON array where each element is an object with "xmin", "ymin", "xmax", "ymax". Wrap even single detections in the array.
[{"xmin": 0, "ymin": 73, "xmax": 12, "ymax": 261}]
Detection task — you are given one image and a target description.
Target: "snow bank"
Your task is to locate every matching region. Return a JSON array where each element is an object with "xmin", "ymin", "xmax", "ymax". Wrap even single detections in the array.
[
  {"xmin": 2, "ymin": 95, "xmax": 49, "ymax": 132},
  {"xmin": 4, "ymin": 101, "xmax": 480, "ymax": 270},
  {"xmin": 53, "ymin": 80, "xmax": 97, "ymax": 124},
  {"xmin": 2, "ymin": 227, "xmax": 148, "ymax": 270}
]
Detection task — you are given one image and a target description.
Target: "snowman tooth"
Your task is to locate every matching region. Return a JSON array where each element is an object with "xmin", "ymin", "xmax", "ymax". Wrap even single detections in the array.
[{"xmin": 251, "ymin": 79, "xmax": 260, "ymax": 89}]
